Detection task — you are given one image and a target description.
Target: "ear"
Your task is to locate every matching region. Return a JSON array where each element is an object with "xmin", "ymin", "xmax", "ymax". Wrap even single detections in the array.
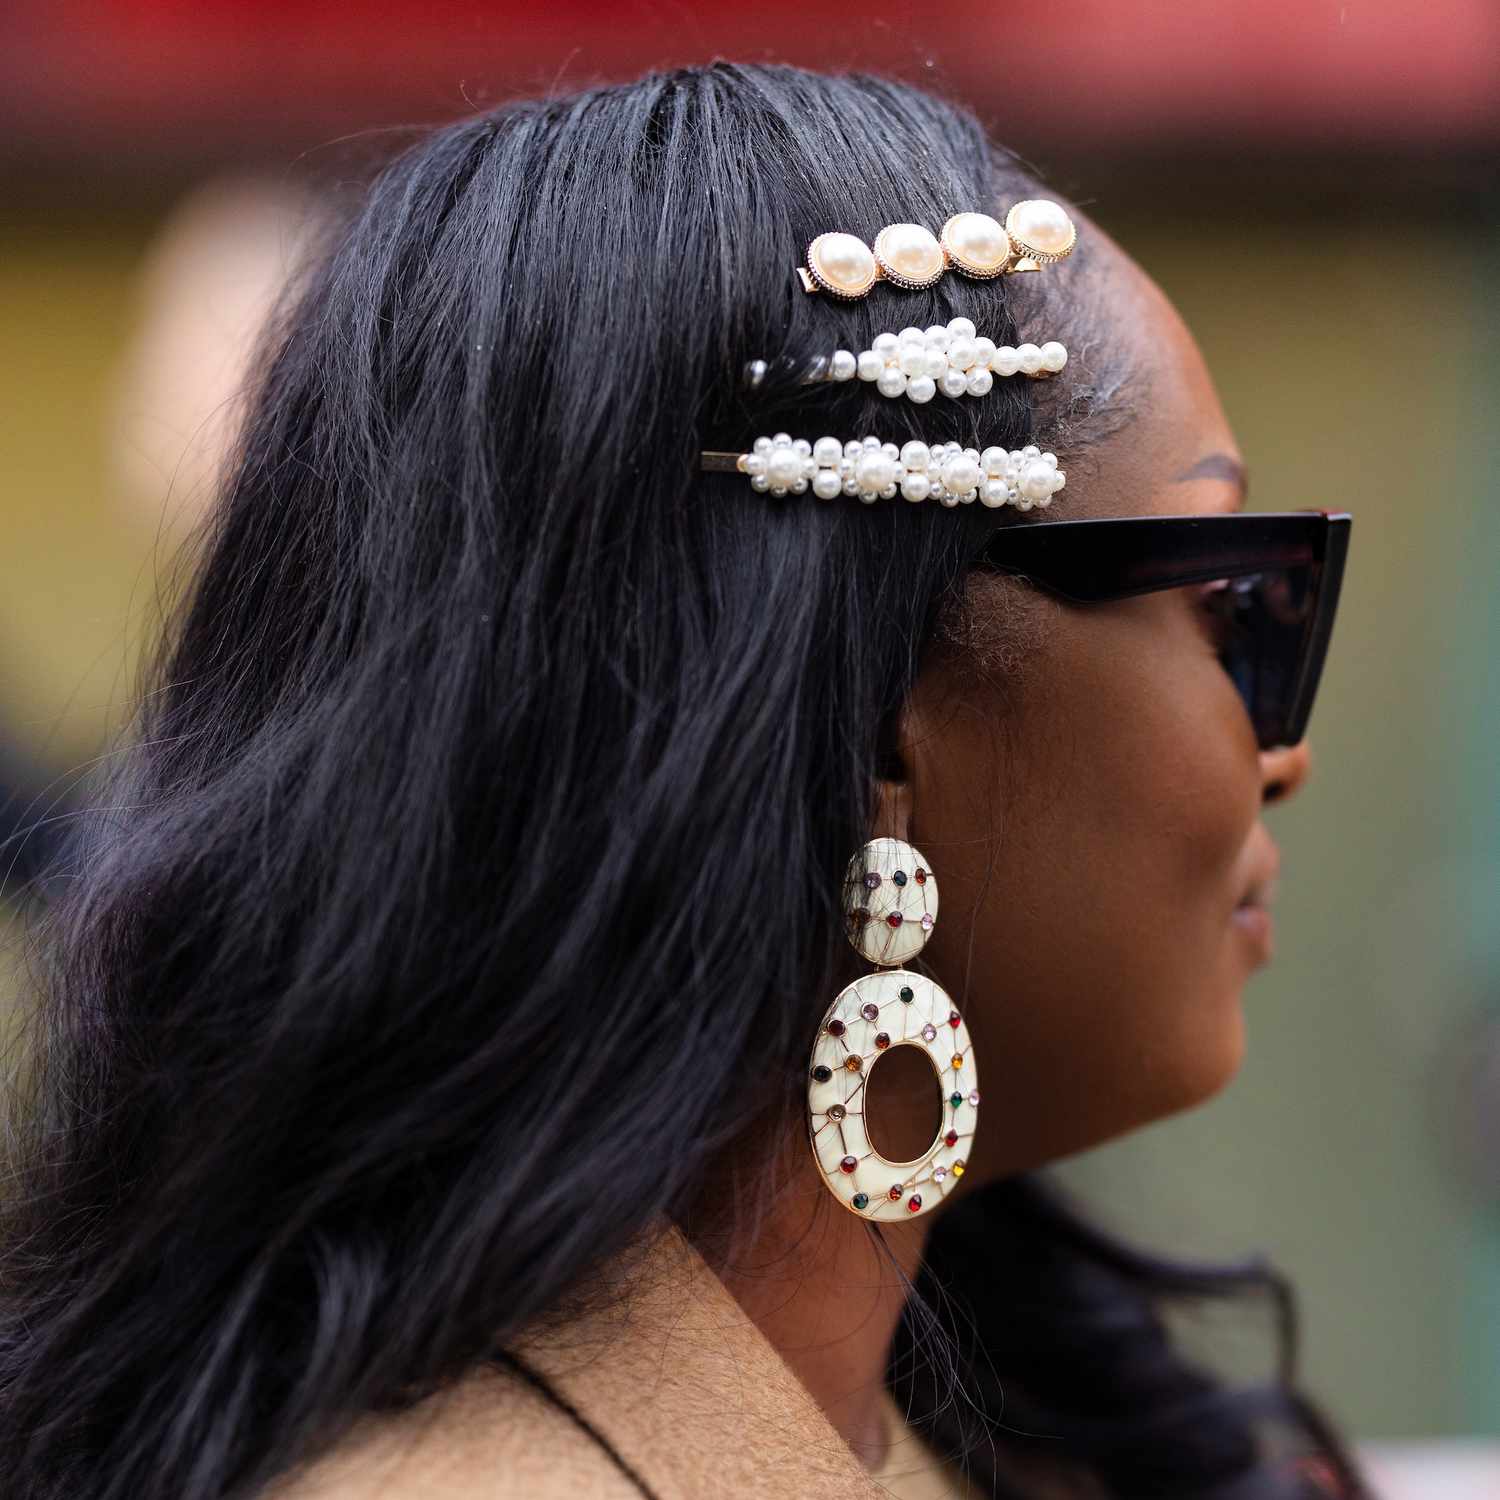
[{"xmin": 869, "ymin": 696, "xmax": 917, "ymax": 845}]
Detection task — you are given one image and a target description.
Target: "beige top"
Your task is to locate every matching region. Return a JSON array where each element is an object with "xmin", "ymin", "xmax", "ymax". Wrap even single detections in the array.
[{"xmin": 268, "ymin": 1223, "xmax": 893, "ymax": 1500}]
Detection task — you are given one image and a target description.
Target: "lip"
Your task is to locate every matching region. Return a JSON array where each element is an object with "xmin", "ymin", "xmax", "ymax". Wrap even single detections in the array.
[{"xmin": 1231, "ymin": 902, "xmax": 1274, "ymax": 966}]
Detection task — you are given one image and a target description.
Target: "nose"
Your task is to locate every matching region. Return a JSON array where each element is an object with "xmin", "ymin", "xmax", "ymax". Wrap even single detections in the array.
[{"xmin": 1261, "ymin": 739, "xmax": 1313, "ymax": 806}]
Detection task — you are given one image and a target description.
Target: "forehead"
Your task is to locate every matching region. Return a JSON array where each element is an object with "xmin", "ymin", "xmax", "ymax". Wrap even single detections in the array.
[{"xmin": 1057, "ymin": 239, "xmax": 1243, "ymax": 523}]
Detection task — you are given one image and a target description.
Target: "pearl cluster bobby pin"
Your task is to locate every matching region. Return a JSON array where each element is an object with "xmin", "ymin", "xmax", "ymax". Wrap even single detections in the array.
[
  {"xmin": 701, "ymin": 434, "xmax": 1065, "ymax": 509},
  {"xmin": 797, "ymin": 200, "xmax": 1077, "ymax": 299},
  {"xmin": 771, "ymin": 316, "xmax": 1067, "ymax": 404}
]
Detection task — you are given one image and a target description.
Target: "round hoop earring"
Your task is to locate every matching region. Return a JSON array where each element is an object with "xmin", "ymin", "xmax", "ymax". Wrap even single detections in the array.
[{"xmin": 806, "ymin": 836, "xmax": 979, "ymax": 1220}]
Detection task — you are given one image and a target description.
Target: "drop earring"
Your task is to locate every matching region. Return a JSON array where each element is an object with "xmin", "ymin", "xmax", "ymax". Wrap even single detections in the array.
[{"xmin": 807, "ymin": 837, "xmax": 979, "ymax": 1220}]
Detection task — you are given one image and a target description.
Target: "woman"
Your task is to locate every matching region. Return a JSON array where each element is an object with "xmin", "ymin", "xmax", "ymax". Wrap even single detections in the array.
[{"xmin": 0, "ymin": 62, "xmax": 1366, "ymax": 1500}]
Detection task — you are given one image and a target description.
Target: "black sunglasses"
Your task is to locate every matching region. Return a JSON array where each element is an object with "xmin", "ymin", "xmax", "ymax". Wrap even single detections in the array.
[{"xmin": 971, "ymin": 510, "xmax": 1352, "ymax": 751}]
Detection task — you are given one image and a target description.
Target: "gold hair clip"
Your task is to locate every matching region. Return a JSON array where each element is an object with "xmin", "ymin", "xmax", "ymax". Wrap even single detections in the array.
[{"xmin": 796, "ymin": 200, "xmax": 1077, "ymax": 298}]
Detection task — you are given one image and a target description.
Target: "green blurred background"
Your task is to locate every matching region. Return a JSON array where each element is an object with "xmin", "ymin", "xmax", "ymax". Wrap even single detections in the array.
[{"xmin": 2, "ymin": 0, "xmax": 1497, "ymax": 1461}]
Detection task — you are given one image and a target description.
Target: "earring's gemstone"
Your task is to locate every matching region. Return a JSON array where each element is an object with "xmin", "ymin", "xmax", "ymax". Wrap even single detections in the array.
[
  {"xmin": 951, "ymin": 1159, "xmax": 966, "ymax": 1177},
  {"xmin": 860, "ymin": 1002, "xmax": 879, "ymax": 1021},
  {"xmin": 811, "ymin": 1065, "xmax": 832, "ymax": 1082},
  {"xmin": 839, "ymin": 1155, "xmax": 857, "ymax": 1174},
  {"xmin": 852, "ymin": 1192, "xmax": 869, "ymax": 1210},
  {"xmin": 951, "ymin": 1053, "xmax": 963, "ymax": 1069},
  {"xmin": 950, "ymin": 1092, "xmax": 963, "ymax": 1108},
  {"xmin": 968, "ymin": 1090, "xmax": 981, "ymax": 1107},
  {"xmin": 827, "ymin": 1018, "xmax": 845, "ymax": 1036},
  {"xmin": 886, "ymin": 912, "xmax": 904, "ymax": 929},
  {"xmin": 948, "ymin": 1011, "xmax": 961, "ymax": 1028},
  {"xmin": 906, "ymin": 1194, "xmax": 923, "ymax": 1213},
  {"xmin": 844, "ymin": 1055, "xmax": 863, "ymax": 1072},
  {"xmin": 875, "ymin": 1031, "xmax": 891, "ymax": 1050},
  {"xmin": 888, "ymin": 1184, "xmax": 903, "ymax": 1201},
  {"xmin": 863, "ymin": 871, "xmax": 881, "ymax": 890},
  {"xmin": 944, "ymin": 1129, "xmax": 959, "ymax": 1147},
  {"xmin": 892, "ymin": 871, "xmax": 907, "ymax": 887},
  {"xmin": 920, "ymin": 913, "xmax": 935, "ymax": 931},
  {"xmin": 899, "ymin": 986, "xmax": 915, "ymax": 1003},
  {"xmin": 914, "ymin": 869, "xmax": 927, "ymax": 884},
  {"xmin": 921, "ymin": 1023, "xmax": 938, "ymax": 1042},
  {"xmin": 828, "ymin": 1103, "xmax": 846, "ymax": 1121}
]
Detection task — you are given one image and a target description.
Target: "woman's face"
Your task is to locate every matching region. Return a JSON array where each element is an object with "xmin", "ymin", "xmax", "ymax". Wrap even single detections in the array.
[{"xmin": 890, "ymin": 239, "xmax": 1313, "ymax": 1179}]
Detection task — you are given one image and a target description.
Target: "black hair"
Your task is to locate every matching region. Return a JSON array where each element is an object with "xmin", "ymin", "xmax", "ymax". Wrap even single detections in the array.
[{"xmin": 0, "ymin": 61, "xmax": 1371, "ymax": 1500}]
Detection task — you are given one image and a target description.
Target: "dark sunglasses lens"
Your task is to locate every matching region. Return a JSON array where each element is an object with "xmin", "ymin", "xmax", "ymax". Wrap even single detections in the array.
[{"xmin": 1201, "ymin": 564, "xmax": 1318, "ymax": 748}]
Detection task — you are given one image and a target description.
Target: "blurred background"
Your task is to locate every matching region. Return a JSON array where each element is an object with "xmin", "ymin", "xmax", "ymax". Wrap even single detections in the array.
[{"xmin": 2, "ymin": 0, "xmax": 1497, "ymax": 1481}]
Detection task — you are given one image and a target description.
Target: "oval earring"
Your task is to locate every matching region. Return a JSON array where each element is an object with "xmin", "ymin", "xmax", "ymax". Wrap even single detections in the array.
[{"xmin": 807, "ymin": 837, "xmax": 979, "ymax": 1220}]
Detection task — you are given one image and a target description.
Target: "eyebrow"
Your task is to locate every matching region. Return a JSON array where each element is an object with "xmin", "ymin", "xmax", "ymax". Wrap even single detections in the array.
[{"xmin": 1173, "ymin": 452, "xmax": 1249, "ymax": 511}]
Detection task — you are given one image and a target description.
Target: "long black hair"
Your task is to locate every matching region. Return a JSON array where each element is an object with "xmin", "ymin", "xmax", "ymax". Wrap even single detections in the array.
[{"xmin": 0, "ymin": 62, "xmax": 1371, "ymax": 1500}]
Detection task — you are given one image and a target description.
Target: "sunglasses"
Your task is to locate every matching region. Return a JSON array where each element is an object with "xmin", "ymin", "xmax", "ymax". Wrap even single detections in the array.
[{"xmin": 970, "ymin": 510, "xmax": 1352, "ymax": 751}]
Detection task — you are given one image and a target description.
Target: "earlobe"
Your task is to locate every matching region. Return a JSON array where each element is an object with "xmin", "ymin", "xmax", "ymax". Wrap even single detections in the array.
[{"xmin": 870, "ymin": 700, "xmax": 918, "ymax": 844}]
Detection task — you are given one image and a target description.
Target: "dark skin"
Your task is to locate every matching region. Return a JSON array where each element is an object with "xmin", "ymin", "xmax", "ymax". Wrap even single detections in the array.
[{"xmin": 707, "ymin": 220, "xmax": 1314, "ymax": 1473}]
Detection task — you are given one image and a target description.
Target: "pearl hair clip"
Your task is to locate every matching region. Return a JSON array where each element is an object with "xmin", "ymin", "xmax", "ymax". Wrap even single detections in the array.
[
  {"xmin": 746, "ymin": 316, "xmax": 1067, "ymax": 404},
  {"xmin": 701, "ymin": 434, "xmax": 1065, "ymax": 509},
  {"xmin": 797, "ymin": 200, "xmax": 1077, "ymax": 299}
]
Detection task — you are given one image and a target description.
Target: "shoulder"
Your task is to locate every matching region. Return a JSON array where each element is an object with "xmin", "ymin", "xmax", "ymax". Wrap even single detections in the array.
[{"xmin": 264, "ymin": 1363, "xmax": 643, "ymax": 1500}]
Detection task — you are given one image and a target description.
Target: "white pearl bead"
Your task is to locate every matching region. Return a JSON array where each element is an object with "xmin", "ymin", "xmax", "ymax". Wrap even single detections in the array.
[
  {"xmin": 829, "ymin": 349, "xmax": 857, "ymax": 381},
  {"xmin": 792, "ymin": 437, "xmax": 812, "ymax": 456},
  {"xmin": 856, "ymin": 351, "xmax": 884, "ymax": 381},
  {"xmin": 863, "ymin": 436, "xmax": 882, "ymax": 450},
  {"xmin": 875, "ymin": 223, "xmax": 944, "ymax": 283},
  {"xmin": 898, "ymin": 341, "xmax": 929, "ymax": 376},
  {"xmin": 924, "ymin": 324, "xmax": 951, "ymax": 348},
  {"xmin": 1052, "ymin": 471, "xmax": 1066, "ymax": 490},
  {"xmin": 1006, "ymin": 199, "xmax": 1074, "ymax": 258},
  {"xmin": 991, "ymin": 346, "xmax": 1021, "ymax": 377},
  {"xmin": 906, "ymin": 376, "xmax": 936, "ymax": 404},
  {"xmin": 946, "ymin": 316, "xmax": 977, "ymax": 340},
  {"xmin": 900, "ymin": 472, "xmax": 932, "ymax": 502},
  {"xmin": 1039, "ymin": 341, "xmax": 1068, "ymax": 373},
  {"xmin": 812, "ymin": 469, "xmax": 842, "ymax": 499},
  {"xmin": 980, "ymin": 479, "xmax": 1009, "ymax": 508},
  {"xmin": 941, "ymin": 454, "xmax": 982, "ymax": 493},
  {"xmin": 751, "ymin": 475, "xmax": 770, "ymax": 492},
  {"xmin": 844, "ymin": 440, "xmax": 862, "ymax": 458},
  {"xmin": 899, "ymin": 326, "xmax": 925, "ymax": 343},
  {"xmin": 1022, "ymin": 445, "xmax": 1040, "ymax": 458},
  {"xmin": 900, "ymin": 440, "xmax": 929, "ymax": 469},
  {"xmin": 947, "ymin": 337, "xmax": 978, "ymax": 372},
  {"xmin": 872, "ymin": 331, "xmax": 900, "ymax": 355},
  {"xmin": 972, "ymin": 337, "xmax": 996, "ymax": 365},
  {"xmin": 856, "ymin": 453, "xmax": 897, "ymax": 491},
  {"xmin": 753, "ymin": 436, "xmax": 773, "ymax": 454},
  {"xmin": 860, "ymin": 490, "xmax": 878, "ymax": 504},
  {"xmin": 1017, "ymin": 344, "xmax": 1043, "ymax": 375},
  {"xmin": 881, "ymin": 442, "xmax": 900, "ymax": 459},
  {"xmin": 767, "ymin": 449, "xmax": 802, "ymax": 487},
  {"xmin": 876, "ymin": 366, "xmax": 908, "ymax": 398},
  {"xmin": 966, "ymin": 368, "xmax": 993, "ymax": 397},
  {"xmin": 813, "ymin": 436, "xmax": 843, "ymax": 467},
  {"xmin": 809, "ymin": 232, "xmax": 877, "ymax": 294},
  {"xmin": 938, "ymin": 368, "xmax": 968, "ymax": 399},
  {"xmin": 1019, "ymin": 459, "xmax": 1053, "ymax": 501},
  {"xmin": 939, "ymin": 492, "xmax": 960, "ymax": 508},
  {"xmin": 842, "ymin": 478, "xmax": 859, "ymax": 495},
  {"xmin": 942, "ymin": 212, "xmax": 1011, "ymax": 273},
  {"xmin": 980, "ymin": 447, "xmax": 1006, "ymax": 474},
  {"xmin": 1041, "ymin": 452, "xmax": 1058, "ymax": 468},
  {"xmin": 923, "ymin": 348, "xmax": 948, "ymax": 380}
]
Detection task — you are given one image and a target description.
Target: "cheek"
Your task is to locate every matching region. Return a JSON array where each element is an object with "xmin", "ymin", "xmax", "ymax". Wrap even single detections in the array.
[{"xmin": 913, "ymin": 598, "xmax": 1261, "ymax": 1171}]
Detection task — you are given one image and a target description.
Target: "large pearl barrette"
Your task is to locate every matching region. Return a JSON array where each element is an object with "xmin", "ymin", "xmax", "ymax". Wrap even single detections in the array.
[
  {"xmin": 767, "ymin": 317, "xmax": 1066, "ymax": 404},
  {"xmin": 797, "ymin": 200, "xmax": 1076, "ymax": 299},
  {"xmin": 701, "ymin": 434, "xmax": 1065, "ymax": 509}
]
